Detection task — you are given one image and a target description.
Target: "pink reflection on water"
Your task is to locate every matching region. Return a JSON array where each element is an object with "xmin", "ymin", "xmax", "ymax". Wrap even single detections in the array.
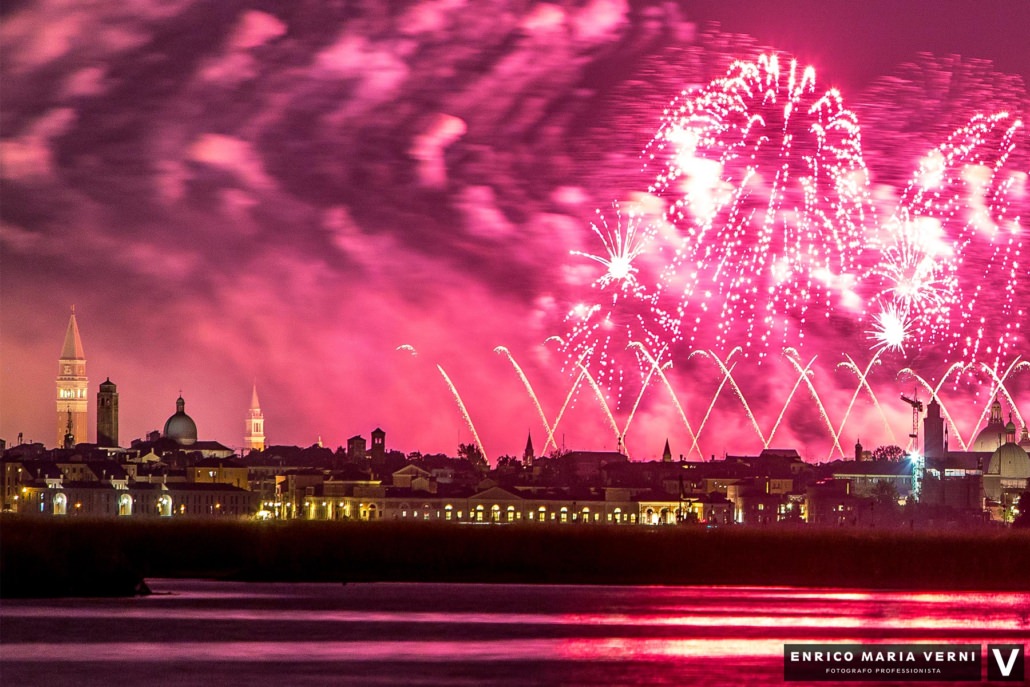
[
  {"xmin": 0, "ymin": 638, "xmax": 789, "ymax": 663},
  {"xmin": 5, "ymin": 636, "xmax": 1030, "ymax": 664},
  {"xmin": 4, "ymin": 586, "xmax": 1028, "ymax": 634},
  {"xmin": 2, "ymin": 605, "xmax": 1027, "ymax": 633}
]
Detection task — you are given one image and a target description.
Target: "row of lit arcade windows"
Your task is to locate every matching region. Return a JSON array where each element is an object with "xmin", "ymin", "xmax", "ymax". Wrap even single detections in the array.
[
  {"xmin": 389, "ymin": 503, "xmax": 638, "ymax": 524},
  {"xmin": 58, "ymin": 388, "xmax": 87, "ymax": 399},
  {"xmin": 43, "ymin": 492, "xmax": 234, "ymax": 517}
]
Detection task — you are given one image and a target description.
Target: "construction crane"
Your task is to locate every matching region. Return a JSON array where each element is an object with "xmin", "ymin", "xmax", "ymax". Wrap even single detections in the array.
[{"xmin": 900, "ymin": 392, "xmax": 923, "ymax": 454}]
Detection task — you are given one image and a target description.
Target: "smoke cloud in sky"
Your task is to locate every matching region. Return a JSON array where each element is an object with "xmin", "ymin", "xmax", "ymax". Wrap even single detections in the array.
[{"xmin": 2, "ymin": 0, "xmax": 1028, "ymax": 461}]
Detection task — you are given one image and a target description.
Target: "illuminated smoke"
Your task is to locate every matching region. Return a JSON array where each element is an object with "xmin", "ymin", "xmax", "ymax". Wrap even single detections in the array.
[
  {"xmin": 870, "ymin": 112, "xmax": 1026, "ymax": 367},
  {"xmin": 645, "ymin": 54, "xmax": 873, "ymax": 358}
]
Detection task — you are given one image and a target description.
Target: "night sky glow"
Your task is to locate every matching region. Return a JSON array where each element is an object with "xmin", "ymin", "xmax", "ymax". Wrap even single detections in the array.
[{"xmin": 2, "ymin": 1, "xmax": 1029, "ymax": 461}]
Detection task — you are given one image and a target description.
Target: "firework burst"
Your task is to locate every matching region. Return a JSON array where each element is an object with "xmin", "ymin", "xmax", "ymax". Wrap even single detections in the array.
[
  {"xmin": 643, "ymin": 54, "xmax": 874, "ymax": 358},
  {"xmin": 868, "ymin": 301, "xmax": 912, "ymax": 353},
  {"xmin": 569, "ymin": 204, "xmax": 655, "ymax": 298},
  {"xmin": 870, "ymin": 112, "xmax": 1027, "ymax": 365},
  {"xmin": 555, "ymin": 52, "xmax": 1027, "ymax": 431},
  {"xmin": 557, "ymin": 203, "xmax": 664, "ymax": 403}
]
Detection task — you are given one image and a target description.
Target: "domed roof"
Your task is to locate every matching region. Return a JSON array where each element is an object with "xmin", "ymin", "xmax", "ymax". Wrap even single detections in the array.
[
  {"xmin": 972, "ymin": 397, "xmax": 1007, "ymax": 452},
  {"xmin": 972, "ymin": 423, "xmax": 1006, "ymax": 452},
  {"xmin": 986, "ymin": 442, "xmax": 1030, "ymax": 480},
  {"xmin": 163, "ymin": 396, "xmax": 198, "ymax": 446},
  {"xmin": 99, "ymin": 377, "xmax": 117, "ymax": 390}
]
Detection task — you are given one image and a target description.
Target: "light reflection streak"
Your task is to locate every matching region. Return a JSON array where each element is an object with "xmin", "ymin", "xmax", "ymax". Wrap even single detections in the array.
[
  {"xmin": 4, "ymin": 605, "xmax": 1027, "ymax": 632},
  {"xmin": 6, "ymin": 636, "xmax": 1030, "ymax": 663}
]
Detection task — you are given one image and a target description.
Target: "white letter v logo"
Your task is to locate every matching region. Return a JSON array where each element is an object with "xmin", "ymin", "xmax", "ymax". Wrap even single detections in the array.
[{"xmin": 992, "ymin": 648, "xmax": 1019, "ymax": 677}]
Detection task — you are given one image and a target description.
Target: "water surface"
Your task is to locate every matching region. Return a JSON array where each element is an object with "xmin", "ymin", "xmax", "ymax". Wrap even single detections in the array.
[{"xmin": 2, "ymin": 580, "xmax": 1027, "ymax": 686}]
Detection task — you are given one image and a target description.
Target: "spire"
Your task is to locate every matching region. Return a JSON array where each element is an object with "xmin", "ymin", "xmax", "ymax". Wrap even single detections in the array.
[
  {"xmin": 250, "ymin": 382, "xmax": 261, "ymax": 410},
  {"xmin": 663, "ymin": 438, "xmax": 672, "ymax": 462},
  {"xmin": 61, "ymin": 307, "xmax": 85, "ymax": 360},
  {"xmin": 56, "ymin": 307, "xmax": 88, "ymax": 446},
  {"xmin": 523, "ymin": 431, "xmax": 535, "ymax": 467}
]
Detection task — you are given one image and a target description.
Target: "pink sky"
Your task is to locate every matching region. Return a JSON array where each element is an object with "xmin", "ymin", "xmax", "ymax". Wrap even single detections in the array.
[{"xmin": 2, "ymin": 1, "xmax": 1028, "ymax": 460}]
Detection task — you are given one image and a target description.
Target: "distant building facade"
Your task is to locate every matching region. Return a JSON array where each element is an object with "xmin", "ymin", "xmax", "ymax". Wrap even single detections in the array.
[{"xmin": 922, "ymin": 394, "xmax": 1030, "ymax": 521}]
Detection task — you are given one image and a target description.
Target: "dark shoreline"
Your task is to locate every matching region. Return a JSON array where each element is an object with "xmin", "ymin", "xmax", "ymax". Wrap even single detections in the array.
[{"xmin": 2, "ymin": 517, "xmax": 1028, "ymax": 597}]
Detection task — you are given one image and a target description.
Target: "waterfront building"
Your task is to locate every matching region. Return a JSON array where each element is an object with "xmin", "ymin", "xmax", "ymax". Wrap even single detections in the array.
[
  {"xmin": 290, "ymin": 461, "xmax": 735, "ymax": 526},
  {"xmin": 19, "ymin": 480, "xmax": 255, "ymax": 518},
  {"xmin": 4, "ymin": 450, "xmax": 255, "ymax": 518},
  {"xmin": 983, "ymin": 418, "xmax": 1030, "ymax": 520},
  {"xmin": 727, "ymin": 478, "xmax": 790, "ymax": 525},
  {"xmin": 829, "ymin": 460, "xmax": 913, "ymax": 501},
  {"xmin": 805, "ymin": 479, "xmax": 859, "ymax": 527},
  {"xmin": 189, "ymin": 457, "xmax": 249, "ymax": 490}
]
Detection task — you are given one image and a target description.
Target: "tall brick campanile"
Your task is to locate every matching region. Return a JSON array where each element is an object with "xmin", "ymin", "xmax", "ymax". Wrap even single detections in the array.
[{"xmin": 56, "ymin": 307, "xmax": 88, "ymax": 447}]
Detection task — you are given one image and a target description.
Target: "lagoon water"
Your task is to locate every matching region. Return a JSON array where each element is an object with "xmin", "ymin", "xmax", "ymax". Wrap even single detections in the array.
[{"xmin": 2, "ymin": 580, "xmax": 1028, "ymax": 686}]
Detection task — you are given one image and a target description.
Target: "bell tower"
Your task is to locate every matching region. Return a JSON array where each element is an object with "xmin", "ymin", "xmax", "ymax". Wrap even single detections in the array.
[
  {"xmin": 97, "ymin": 378, "xmax": 119, "ymax": 447},
  {"xmin": 56, "ymin": 307, "xmax": 88, "ymax": 447},
  {"xmin": 923, "ymin": 397, "xmax": 945, "ymax": 460},
  {"xmin": 244, "ymin": 383, "xmax": 265, "ymax": 452}
]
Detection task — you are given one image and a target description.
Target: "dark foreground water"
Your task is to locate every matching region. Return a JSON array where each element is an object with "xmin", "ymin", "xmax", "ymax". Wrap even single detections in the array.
[{"xmin": 1, "ymin": 580, "xmax": 1028, "ymax": 686}]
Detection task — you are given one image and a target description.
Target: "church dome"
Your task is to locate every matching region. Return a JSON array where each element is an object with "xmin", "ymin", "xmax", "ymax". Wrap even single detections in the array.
[
  {"xmin": 972, "ymin": 397, "xmax": 1007, "ymax": 452},
  {"xmin": 971, "ymin": 422, "xmax": 1006, "ymax": 452},
  {"xmin": 986, "ymin": 442, "xmax": 1030, "ymax": 480},
  {"xmin": 163, "ymin": 396, "xmax": 198, "ymax": 446}
]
